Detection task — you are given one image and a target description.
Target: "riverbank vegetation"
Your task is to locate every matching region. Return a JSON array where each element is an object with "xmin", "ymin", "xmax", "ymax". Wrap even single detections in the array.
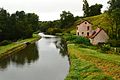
[
  {"xmin": 38, "ymin": 11, "xmax": 80, "ymax": 35},
  {"xmin": 63, "ymin": 33, "xmax": 120, "ymax": 79},
  {"xmin": 0, "ymin": 8, "xmax": 40, "ymax": 58},
  {"xmin": 65, "ymin": 44, "xmax": 120, "ymax": 80},
  {"xmin": 0, "ymin": 34, "xmax": 40, "ymax": 59},
  {"xmin": 0, "ymin": 8, "xmax": 39, "ymax": 45}
]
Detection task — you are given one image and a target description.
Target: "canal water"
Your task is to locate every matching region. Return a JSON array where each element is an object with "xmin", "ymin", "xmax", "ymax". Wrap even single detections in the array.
[{"xmin": 0, "ymin": 33, "xmax": 70, "ymax": 80}]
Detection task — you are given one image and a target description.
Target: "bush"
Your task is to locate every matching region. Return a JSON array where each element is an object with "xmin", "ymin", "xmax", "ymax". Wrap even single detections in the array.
[
  {"xmin": 101, "ymin": 44, "xmax": 111, "ymax": 52},
  {"xmin": 64, "ymin": 35, "xmax": 91, "ymax": 45},
  {"xmin": 0, "ymin": 40, "xmax": 12, "ymax": 46},
  {"xmin": 73, "ymin": 36, "xmax": 91, "ymax": 45},
  {"xmin": 65, "ymin": 35, "xmax": 77, "ymax": 41}
]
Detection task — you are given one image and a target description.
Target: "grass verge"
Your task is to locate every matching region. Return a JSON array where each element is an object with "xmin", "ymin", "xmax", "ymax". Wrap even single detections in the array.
[
  {"xmin": 0, "ymin": 34, "xmax": 40, "ymax": 59},
  {"xmin": 65, "ymin": 44, "xmax": 120, "ymax": 80}
]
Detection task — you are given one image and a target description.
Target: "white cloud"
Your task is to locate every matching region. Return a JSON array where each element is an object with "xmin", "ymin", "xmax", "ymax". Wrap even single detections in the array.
[{"xmin": 0, "ymin": 0, "xmax": 109, "ymax": 21}]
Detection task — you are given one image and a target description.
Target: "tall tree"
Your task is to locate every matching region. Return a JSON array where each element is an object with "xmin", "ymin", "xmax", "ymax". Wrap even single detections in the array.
[
  {"xmin": 60, "ymin": 11, "xmax": 75, "ymax": 28},
  {"xmin": 0, "ymin": 8, "xmax": 10, "ymax": 41},
  {"xmin": 108, "ymin": 0, "xmax": 120, "ymax": 40},
  {"xmin": 89, "ymin": 4, "xmax": 103, "ymax": 16},
  {"xmin": 83, "ymin": 0, "xmax": 89, "ymax": 17},
  {"xmin": 26, "ymin": 13, "xmax": 39, "ymax": 31}
]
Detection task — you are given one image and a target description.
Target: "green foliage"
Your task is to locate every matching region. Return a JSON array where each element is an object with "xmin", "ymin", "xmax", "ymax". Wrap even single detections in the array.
[
  {"xmin": 108, "ymin": 40, "xmax": 120, "ymax": 47},
  {"xmin": 83, "ymin": 0, "xmax": 89, "ymax": 17},
  {"xmin": 38, "ymin": 11, "xmax": 80, "ymax": 34},
  {"xmin": 101, "ymin": 44, "xmax": 111, "ymax": 52},
  {"xmin": 108, "ymin": 0, "xmax": 120, "ymax": 40},
  {"xmin": 64, "ymin": 34, "xmax": 91, "ymax": 45},
  {"xmin": 89, "ymin": 4, "xmax": 103, "ymax": 16},
  {"xmin": 0, "ymin": 40, "xmax": 12, "ymax": 46},
  {"xmin": 83, "ymin": 0, "xmax": 103, "ymax": 17},
  {"xmin": 73, "ymin": 36, "xmax": 90, "ymax": 45},
  {"xmin": 60, "ymin": 11, "xmax": 75, "ymax": 29},
  {"xmin": 64, "ymin": 35, "xmax": 77, "ymax": 41},
  {"xmin": 0, "ymin": 8, "xmax": 39, "ymax": 42},
  {"xmin": 108, "ymin": 0, "xmax": 120, "ymax": 11},
  {"xmin": 47, "ymin": 28, "xmax": 62, "ymax": 35}
]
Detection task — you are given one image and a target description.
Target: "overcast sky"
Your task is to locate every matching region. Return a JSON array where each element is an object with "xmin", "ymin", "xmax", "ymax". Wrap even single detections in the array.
[{"xmin": 0, "ymin": 0, "xmax": 109, "ymax": 21}]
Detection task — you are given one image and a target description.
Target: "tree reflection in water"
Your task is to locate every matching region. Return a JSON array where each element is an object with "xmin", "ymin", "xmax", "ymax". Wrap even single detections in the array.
[
  {"xmin": 41, "ymin": 37, "xmax": 68, "ymax": 57},
  {"xmin": 54, "ymin": 38, "xmax": 68, "ymax": 57},
  {"xmin": 0, "ymin": 43, "xmax": 39, "ymax": 70},
  {"xmin": 42, "ymin": 37, "xmax": 68, "ymax": 57}
]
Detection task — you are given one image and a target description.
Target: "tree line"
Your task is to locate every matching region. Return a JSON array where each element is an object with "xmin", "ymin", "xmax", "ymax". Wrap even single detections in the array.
[
  {"xmin": 39, "ymin": 1, "xmax": 104, "ymax": 35},
  {"xmin": 39, "ymin": 11, "xmax": 80, "ymax": 35},
  {"xmin": 0, "ymin": 8, "xmax": 39, "ymax": 42}
]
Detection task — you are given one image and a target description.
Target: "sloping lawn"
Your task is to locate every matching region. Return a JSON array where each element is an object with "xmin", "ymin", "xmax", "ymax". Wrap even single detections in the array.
[{"xmin": 66, "ymin": 44, "xmax": 120, "ymax": 80}]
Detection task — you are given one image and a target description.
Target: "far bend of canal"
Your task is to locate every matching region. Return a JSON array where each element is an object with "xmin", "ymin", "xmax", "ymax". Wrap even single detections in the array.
[{"xmin": 0, "ymin": 33, "xmax": 70, "ymax": 80}]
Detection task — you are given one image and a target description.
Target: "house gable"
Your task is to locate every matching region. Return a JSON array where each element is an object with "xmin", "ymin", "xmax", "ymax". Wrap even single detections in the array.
[
  {"xmin": 90, "ymin": 29, "xmax": 109, "ymax": 45},
  {"xmin": 77, "ymin": 20, "xmax": 92, "ymax": 25},
  {"xmin": 76, "ymin": 20, "xmax": 92, "ymax": 37}
]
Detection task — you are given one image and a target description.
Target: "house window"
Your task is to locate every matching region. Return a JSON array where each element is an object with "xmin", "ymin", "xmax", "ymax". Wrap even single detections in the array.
[
  {"xmin": 85, "ymin": 22, "xmax": 87, "ymax": 24},
  {"xmin": 78, "ymin": 32, "xmax": 79, "ymax": 35},
  {"xmin": 76, "ymin": 27, "xmax": 78, "ymax": 30},
  {"xmin": 87, "ymin": 26, "xmax": 89, "ymax": 30},
  {"xmin": 82, "ymin": 32, "xmax": 84, "ymax": 35},
  {"xmin": 87, "ymin": 32, "xmax": 89, "ymax": 36}
]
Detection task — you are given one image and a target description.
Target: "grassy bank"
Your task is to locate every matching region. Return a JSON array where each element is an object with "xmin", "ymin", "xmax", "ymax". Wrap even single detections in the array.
[
  {"xmin": 66, "ymin": 44, "xmax": 120, "ymax": 80},
  {"xmin": 0, "ymin": 34, "xmax": 40, "ymax": 59}
]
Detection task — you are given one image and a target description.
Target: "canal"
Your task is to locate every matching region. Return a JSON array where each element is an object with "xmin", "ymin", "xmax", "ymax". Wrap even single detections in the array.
[{"xmin": 0, "ymin": 33, "xmax": 70, "ymax": 80}]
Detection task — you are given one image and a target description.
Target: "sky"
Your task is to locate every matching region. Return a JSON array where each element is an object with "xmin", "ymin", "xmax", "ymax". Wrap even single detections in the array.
[{"xmin": 0, "ymin": 0, "xmax": 109, "ymax": 21}]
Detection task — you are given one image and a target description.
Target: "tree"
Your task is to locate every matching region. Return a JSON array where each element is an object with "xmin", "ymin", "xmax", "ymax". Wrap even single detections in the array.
[
  {"xmin": 89, "ymin": 4, "xmax": 103, "ymax": 16},
  {"xmin": 60, "ymin": 11, "xmax": 75, "ymax": 28},
  {"xmin": 0, "ymin": 8, "xmax": 10, "ymax": 41},
  {"xmin": 108, "ymin": 0, "xmax": 120, "ymax": 40},
  {"xmin": 108, "ymin": 0, "xmax": 120, "ymax": 11},
  {"xmin": 83, "ymin": 0, "xmax": 89, "ymax": 17},
  {"xmin": 26, "ymin": 13, "xmax": 39, "ymax": 31},
  {"xmin": 0, "ymin": 8, "xmax": 39, "ymax": 42}
]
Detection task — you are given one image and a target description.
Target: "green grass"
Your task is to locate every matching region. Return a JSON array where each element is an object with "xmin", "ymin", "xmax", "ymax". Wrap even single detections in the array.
[
  {"xmin": 77, "ymin": 46, "xmax": 120, "ymax": 65},
  {"xmin": 66, "ymin": 44, "xmax": 120, "ymax": 80},
  {"xmin": 0, "ymin": 34, "xmax": 40, "ymax": 56},
  {"xmin": 65, "ymin": 44, "xmax": 113, "ymax": 80}
]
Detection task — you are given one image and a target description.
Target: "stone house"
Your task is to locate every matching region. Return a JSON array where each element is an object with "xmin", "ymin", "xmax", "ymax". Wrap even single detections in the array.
[
  {"xmin": 76, "ymin": 20, "xmax": 109, "ymax": 45},
  {"xmin": 76, "ymin": 20, "xmax": 92, "ymax": 37}
]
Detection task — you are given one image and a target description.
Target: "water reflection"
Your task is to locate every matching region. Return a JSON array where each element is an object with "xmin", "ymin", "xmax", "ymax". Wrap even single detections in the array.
[
  {"xmin": 40, "ymin": 37, "xmax": 68, "ymax": 57},
  {"xmin": 0, "ymin": 34, "xmax": 69, "ymax": 80},
  {"xmin": 54, "ymin": 38, "xmax": 68, "ymax": 57},
  {"xmin": 0, "ymin": 43, "xmax": 39, "ymax": 70}
]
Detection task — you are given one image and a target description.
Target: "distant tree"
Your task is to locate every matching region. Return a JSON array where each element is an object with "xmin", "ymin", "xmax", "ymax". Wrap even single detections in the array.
[
  {"xmin": 89, "ymin": 4, "xmax": 103, "ymax": 16},
  {"xmin": 83, "ymin": 0, "xmax": 89, "ymax": 17},
  {"xmin": 39, "ymin": 21, "xmax": 50, "ymax": 33},
  {"xmin": 60, "ymin": 11, "xmax": 75, "ymax": 28}
]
